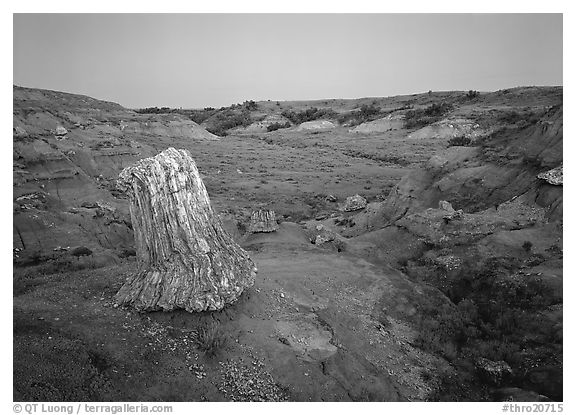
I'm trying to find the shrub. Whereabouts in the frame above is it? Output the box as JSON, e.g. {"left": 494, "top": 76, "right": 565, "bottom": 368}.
{"left": 192, "top": 320, "right": 227, "bottom": 358}
{"left": 448, "top": 136, "right": 472, "bottom": 147}
{"left": 204, "top": 109, "right": 253, "bottom": 136}
{"left": 466, "top": 90, "right": 480, "bottom": 99}
{"left": 135, "top": 107, "right": 172, "bottom": 114}
{"left": 244, "top": 100, "right": 258, "bottom": 110}
{"left": 336, "top": 104, "right": 383, "bottom": 126}
{"left": 404, "top": 102, "right": 453, "bottom": 129}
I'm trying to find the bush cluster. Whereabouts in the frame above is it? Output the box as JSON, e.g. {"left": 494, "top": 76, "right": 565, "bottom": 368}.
{"left": 280, "top": 107, "right": 337, "bottom": 124}
{"left": 497, "top": 110, "right": 541, "bottom": 126}
{"left": 336, "top": 104, "right": 382, "bottom": 126}
{"left": 205, "top": 109, "right": 253, "bottom": 136}
{"left": 466, "top": 90, "right": 480, "bottom": 99}
{"left": 413, "top": 256, "right": 562, "bottom": 400}
{"left": 404, "top": 102, "right": 453, "bottom": 129}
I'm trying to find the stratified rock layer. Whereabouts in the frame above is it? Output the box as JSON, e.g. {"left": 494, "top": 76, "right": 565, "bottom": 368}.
{"left": 248, "top": 209, "right": 279, "bottom": 233}
{"left": 115, "top": 148, "right": 257, "bottom": 312}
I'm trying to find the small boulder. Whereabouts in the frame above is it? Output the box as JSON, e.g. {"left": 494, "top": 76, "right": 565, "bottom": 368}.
{"left": 311, "top": 225, "right": 345, "bottom": 251}
{"left": 248, "top": 209, "right": 279, "bottom": 233}
{"left": 118, "top": 247, "right": 137, "bottom": 258}
{"left": 475, "top": 357, "right": 512, "bottom": 386}
{"left": 314, "top": 225, "right": 336, "bottom": 245}
{"left": 315, "top": 212, "right": 329, "bottom": 221}
{"left": 55, "top": 126, "right": 68, "bottom": 136}
{"left": 341, "top": 194, "right": 367, "bottom": 212}
{"left": 439, "top": 200, "right": 463, "bottom": 221}
{"left": 70, "top": 246, "right": 93, "bottom": 259}
{"left": 537, "top": 165, "right": 562, "bottom": 186}
{"left": 325, "top": 194, "right": 337, "bottom": 203}
{"left": 13, "top": 126, "right": 28, "bottom": 138}
{"left": 439, "top": 200, "right": 455, "bottom": 212}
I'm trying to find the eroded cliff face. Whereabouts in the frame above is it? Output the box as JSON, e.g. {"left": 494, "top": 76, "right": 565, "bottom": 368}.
{"left": 13, "top": 86, "right": 218, "bottom": 262}
{"left": 373, "top": 105, "right": 563, "bottom": 225}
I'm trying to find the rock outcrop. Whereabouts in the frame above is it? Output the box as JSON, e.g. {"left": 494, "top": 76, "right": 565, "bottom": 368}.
{"left": 408, "top": 117, "right": 486, "bottom": 140}
{"left": 350, "top": 114, "right": 405, "bottom": 133}
{"left": 296, "top": 120, "right": 336, "bottom": 131}
{"left": 248, "top": 209, "right": 279, "bottom": 233}
{"left": 114, "top": 148, "right": 257, "bottom": 312}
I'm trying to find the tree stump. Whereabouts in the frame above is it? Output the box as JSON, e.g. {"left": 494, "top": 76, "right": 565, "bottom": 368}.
{"left": 248, "top": 209, "right": 279, "bottom": 233}
{"left": 115, "top": 148, "right": 257, "bottom": 312}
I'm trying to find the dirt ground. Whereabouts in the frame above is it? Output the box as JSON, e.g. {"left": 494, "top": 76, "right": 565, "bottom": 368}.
{"left": 13, "top": 85, "right": 563, "bottom": 401}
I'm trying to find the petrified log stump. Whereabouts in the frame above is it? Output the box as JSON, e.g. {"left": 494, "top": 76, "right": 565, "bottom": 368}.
{"left": 248, "top": 209, "right": 279, "bottom": 233}
{"left": 115, "top": 148, "right": 257, "bottom": 312}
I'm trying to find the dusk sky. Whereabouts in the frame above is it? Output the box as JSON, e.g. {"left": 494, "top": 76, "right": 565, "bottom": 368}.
{"left": 13, "top": 14, "right": 563, "bottom": 108}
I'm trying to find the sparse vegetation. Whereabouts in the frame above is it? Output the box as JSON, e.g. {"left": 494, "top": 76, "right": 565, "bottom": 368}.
{"left": 496, "top": 109, "right": 541, "bottom": 126}
{"left": 404, "top": 102, "right": 454, "bottom": 129}
{"left": 204, "top": 109, "right": 253, "bottom": 136}
{"left": 336, "top": 104, "right": 381, "bottom": 126}
{"left": 411, "top": 256, "right": 562, "bottom": 400}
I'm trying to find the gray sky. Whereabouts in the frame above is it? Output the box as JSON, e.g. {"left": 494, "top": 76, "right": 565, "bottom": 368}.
{"left": 13, "top": 13, "right": 562, "bottom": 109}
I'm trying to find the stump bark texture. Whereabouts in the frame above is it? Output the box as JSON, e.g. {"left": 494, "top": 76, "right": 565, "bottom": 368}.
{"left": 248, "top": 209, "right": 279, "bottom": 233}
{"left": 115, "top": 148, "right": 257, "bottom": 312}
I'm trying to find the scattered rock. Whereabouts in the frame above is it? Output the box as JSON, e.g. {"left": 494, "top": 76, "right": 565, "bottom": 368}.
{"left": 218, "top": 358, "right": 288, "bottom": 401}
{"left": 325, "top": 194, "right": 337, "bottom": 203}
